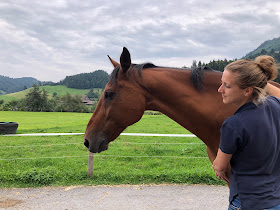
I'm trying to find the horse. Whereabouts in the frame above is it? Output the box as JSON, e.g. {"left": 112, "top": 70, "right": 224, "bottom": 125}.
{"left": 84, "top": 47, "right": 280, "bottom": 169}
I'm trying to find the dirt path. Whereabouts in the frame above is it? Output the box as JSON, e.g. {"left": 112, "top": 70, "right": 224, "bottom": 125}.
{"left": 0, "top": 184, "right": 228, "bottom": 210}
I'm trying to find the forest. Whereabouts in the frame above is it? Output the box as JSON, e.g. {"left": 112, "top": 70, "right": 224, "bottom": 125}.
{"left": 0, "top": 76, "right": 39, "bottom": 94}
{"left": 56, "top": 70, "right": 109, "bottom": 89}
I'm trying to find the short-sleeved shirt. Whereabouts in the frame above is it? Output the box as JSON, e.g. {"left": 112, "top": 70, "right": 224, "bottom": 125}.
{"left": 219, "top": 96, "right": 280, "bottom": 210}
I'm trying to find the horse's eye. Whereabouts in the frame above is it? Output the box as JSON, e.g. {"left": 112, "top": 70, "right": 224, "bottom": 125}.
{"left": 104, "top": 91, "right": 116, "bottom": 100}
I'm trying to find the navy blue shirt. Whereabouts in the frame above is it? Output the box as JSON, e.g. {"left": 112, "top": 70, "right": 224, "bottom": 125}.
{"left": 220, "top": 96, "right": 280, "bottom": 210}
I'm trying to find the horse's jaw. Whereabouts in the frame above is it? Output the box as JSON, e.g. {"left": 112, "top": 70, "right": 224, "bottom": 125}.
{"left": 95, "top": 140, "right": 109, "bottom": 153}
{"left": 84, "top": 126, "right": 125, "bottom": 153}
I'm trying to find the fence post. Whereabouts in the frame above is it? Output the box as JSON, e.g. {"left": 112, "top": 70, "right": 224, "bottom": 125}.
{"left": 87, "top": 152, "right": 94, "bottom": 177}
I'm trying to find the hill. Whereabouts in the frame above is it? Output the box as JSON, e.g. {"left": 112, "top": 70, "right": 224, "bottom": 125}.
{"left": 0, "top": 76, "right": 39, "bottom": 95}
{"left": 0, "top": 70, "right": 109, "bottom": 96}
{"left": 244, "top": 37, "right": 280, "bottom": 61}
{"left": 59, "top": 70, "right": 109, "bottom": 89}
{"left": 0, "top": 85, "right": 102, "bottom": 102}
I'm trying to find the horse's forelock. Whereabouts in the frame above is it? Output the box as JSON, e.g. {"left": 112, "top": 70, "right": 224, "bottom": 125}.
{"left": 109, "top": 66, "right": 120, "bottom": 85}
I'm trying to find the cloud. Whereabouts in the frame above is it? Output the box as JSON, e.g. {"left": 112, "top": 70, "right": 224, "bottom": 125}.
{"left": 0, "top": 0, "right": 280, "bottom": 81}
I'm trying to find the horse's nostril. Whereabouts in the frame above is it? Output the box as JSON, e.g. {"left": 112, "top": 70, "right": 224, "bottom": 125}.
{"left": 84, "top": 139, "right": 89, "bottom": 148}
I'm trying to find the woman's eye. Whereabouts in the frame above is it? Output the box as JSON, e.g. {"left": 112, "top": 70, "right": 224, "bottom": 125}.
{"left": 222, "top": 82, "right": 230, "bottom": 88}
{"left": 104, "top": 91, "right": 116, "bottom": 100}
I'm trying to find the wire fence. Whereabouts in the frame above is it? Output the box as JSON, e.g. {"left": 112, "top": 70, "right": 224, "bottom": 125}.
{"left": 0, "top": 142, "right": 203, "bottom": 149}
{"left": 0, "top": 155, "right": 208, "bottom": 161}
{"left": 1, "top": 133, "right": 207, "bottom": 161}
{"left": 3, "top": 133, "right": 197, "bottom": 137}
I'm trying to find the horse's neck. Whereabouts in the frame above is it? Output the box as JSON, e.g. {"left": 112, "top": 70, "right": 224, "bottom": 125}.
{"left": 142, "top": 68, "right": 236, "bottom": 147}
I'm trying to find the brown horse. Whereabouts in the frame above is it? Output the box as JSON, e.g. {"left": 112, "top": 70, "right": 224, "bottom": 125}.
{"left": 84, "top": 47, "right": 280, "bottom": 166}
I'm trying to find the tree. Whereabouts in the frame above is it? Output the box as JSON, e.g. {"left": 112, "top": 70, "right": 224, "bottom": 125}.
{"left": 41, "top": 89, "right": 49, "bottom": 111}
{"left": 2, "top": 99, "right": 25, "bottom": 111}
{"left": 54, "top": 93, "right": 90, "bottom": 112}
{"left": 87, "top": 88, "right": 99, "bottom": 99}
{"left": 260, "top": 49, "right": 268, "bottom": 55}
{"left": 205, "top": 58, "right": 237, "bottom": 72}
{"left": 270, "top": 48, "right": 275, "bottom": 55}
{"left": 24, "top": 84, "right": 49, "bottom": 111}
{"left": 274, "top": 52, "right": 280, "bottom": 62}
{"left": 191, "top": 60, "right": 197, "bottom": 69}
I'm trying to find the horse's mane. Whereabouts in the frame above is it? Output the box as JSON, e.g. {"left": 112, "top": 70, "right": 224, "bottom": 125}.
{"left": 191, "top": 66, "right": 213, "bottom": 90}
{"left": 109, "top": 63, "right": 157, "bottom": 85}
{"left": 109, "top": 63, "right": 213, "bottom": 90}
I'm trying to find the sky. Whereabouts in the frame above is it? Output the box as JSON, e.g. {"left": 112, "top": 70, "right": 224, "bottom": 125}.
{"left": 0, "top": 0, "right": 280, "bottom": 82}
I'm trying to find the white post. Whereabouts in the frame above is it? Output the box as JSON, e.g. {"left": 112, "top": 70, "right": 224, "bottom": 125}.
{"left": 87, "top": 152, "right": 94, "bottom": 177}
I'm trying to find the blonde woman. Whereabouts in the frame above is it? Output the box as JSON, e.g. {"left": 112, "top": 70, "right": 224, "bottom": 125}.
{"left": 213, "top": 56, "right": 280, "bottom": 210}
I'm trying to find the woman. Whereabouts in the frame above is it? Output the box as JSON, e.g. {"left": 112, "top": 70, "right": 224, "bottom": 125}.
{"left": 212, "top": 55, "right": 280, "bottom": 210}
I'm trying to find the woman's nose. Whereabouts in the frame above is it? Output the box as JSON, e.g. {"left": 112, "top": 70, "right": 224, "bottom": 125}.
{"left": 218, "top": 84, "right": 223, "bottom": 93}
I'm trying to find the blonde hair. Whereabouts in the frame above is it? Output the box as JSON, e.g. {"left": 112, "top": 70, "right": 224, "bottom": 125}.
{"left": 225, "top": 55, "right": 278, "bottom": 105}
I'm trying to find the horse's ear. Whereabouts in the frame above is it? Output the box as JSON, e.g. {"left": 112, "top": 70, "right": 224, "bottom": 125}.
{"left": 120, "top": 47, "right": 131, "bottom": 73}
{"left": 107, "top": 55, "right": 119, "bottom": 67}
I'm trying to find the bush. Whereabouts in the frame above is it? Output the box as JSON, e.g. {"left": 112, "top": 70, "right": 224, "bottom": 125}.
{"left": 16, "top": 167, "right": 57, "bottom": 186}
{"left": 144, "top": 111, "right": 162, "bottom": 115}
{"left": 54, "top": 93, "right": 91, "bottom": 113}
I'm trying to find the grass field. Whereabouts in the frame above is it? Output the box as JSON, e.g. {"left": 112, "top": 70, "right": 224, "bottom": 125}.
{"left": 0, "top": 111, "right": 224, "bottom": 188}
{"left": 0, "top": 85, "right": 102, "bottom": 102}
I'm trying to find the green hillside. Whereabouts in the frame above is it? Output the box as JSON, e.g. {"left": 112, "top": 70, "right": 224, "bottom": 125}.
{"left": 0, "top": 85, "right": 102, "bottom": 102}
{"left": 244, "top": 37, "right": 280, "bottom": 61}
{"left": 0, "top": 70, "right": 109, "bottom": 95}
{"left": 0, "top": 76, "right": 39, "bottom": 94}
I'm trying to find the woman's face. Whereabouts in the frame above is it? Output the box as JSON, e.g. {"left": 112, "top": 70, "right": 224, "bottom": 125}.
{"left": 218, "top": 69, "right": 251, "bottom": 107}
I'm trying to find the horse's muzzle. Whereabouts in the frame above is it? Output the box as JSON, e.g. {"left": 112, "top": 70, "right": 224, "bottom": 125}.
{"left": 84, "top": 139, "right": 89, "bottom": 148}
{"left": 84, "top": 138, "right": 108, "bottom": 153}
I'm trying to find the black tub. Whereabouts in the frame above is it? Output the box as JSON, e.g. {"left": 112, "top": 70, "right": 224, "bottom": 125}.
{"left": 0, "top": 122, "right": 19, "bottom": 134}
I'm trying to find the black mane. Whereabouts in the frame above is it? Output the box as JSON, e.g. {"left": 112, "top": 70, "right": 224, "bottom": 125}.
{"left": 131, "top": 63, "right": 157, "bottom": 79}
{"left": 191, "top": 66, "right": 213, "bottom": 90}
{"left": 109, "top": 63, "right": 213, "bottom": 90}
{"left": 109, "top": 63, "right": 157, "bottom": 85}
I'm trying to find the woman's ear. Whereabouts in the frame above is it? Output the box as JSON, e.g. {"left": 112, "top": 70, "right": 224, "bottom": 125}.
{"left": 244, "top": 87, "right": 253, "bottom": 97}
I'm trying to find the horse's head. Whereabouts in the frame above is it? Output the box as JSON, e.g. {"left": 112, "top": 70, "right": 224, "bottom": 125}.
{"left": 84, "top": 47, "right": 146, "bottom": 153}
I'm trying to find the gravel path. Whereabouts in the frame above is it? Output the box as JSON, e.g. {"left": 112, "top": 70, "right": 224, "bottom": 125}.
{"left": 0, "top": 184, "right": 229, "bottom": 210}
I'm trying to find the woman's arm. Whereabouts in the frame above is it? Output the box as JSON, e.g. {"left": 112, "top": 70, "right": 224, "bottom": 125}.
{"left": 266, "top": 83, "right": 280, "bottom": 98}
{"left": 212, "top": 149, "right": 232, "bottom": 182}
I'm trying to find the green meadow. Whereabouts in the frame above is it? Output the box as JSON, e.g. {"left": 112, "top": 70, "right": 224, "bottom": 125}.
{"left": 0, "top": 111, "right": 224, "bottom": 187}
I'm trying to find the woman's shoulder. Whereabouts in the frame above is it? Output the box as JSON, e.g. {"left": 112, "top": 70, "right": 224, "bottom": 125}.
{"left": 267, "top": 95, "right": 280, "bottom": 104}
{"left": 265, "top": 96, "right": 280, "bottom": 116}
{"left": 223, "top": 114, "right": 243, "bottom": 130}
{"left": 223, "top": 103, "right": 257, "bottom": 129}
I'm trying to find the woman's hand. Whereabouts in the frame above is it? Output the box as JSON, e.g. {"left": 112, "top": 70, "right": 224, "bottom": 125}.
{"left": 213, "top": 168, "right": 229, "bottom": 182}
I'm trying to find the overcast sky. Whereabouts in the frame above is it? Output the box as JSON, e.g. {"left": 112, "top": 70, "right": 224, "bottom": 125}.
{"left": 0, "top": 0, "right": 280, "bottom": 82}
